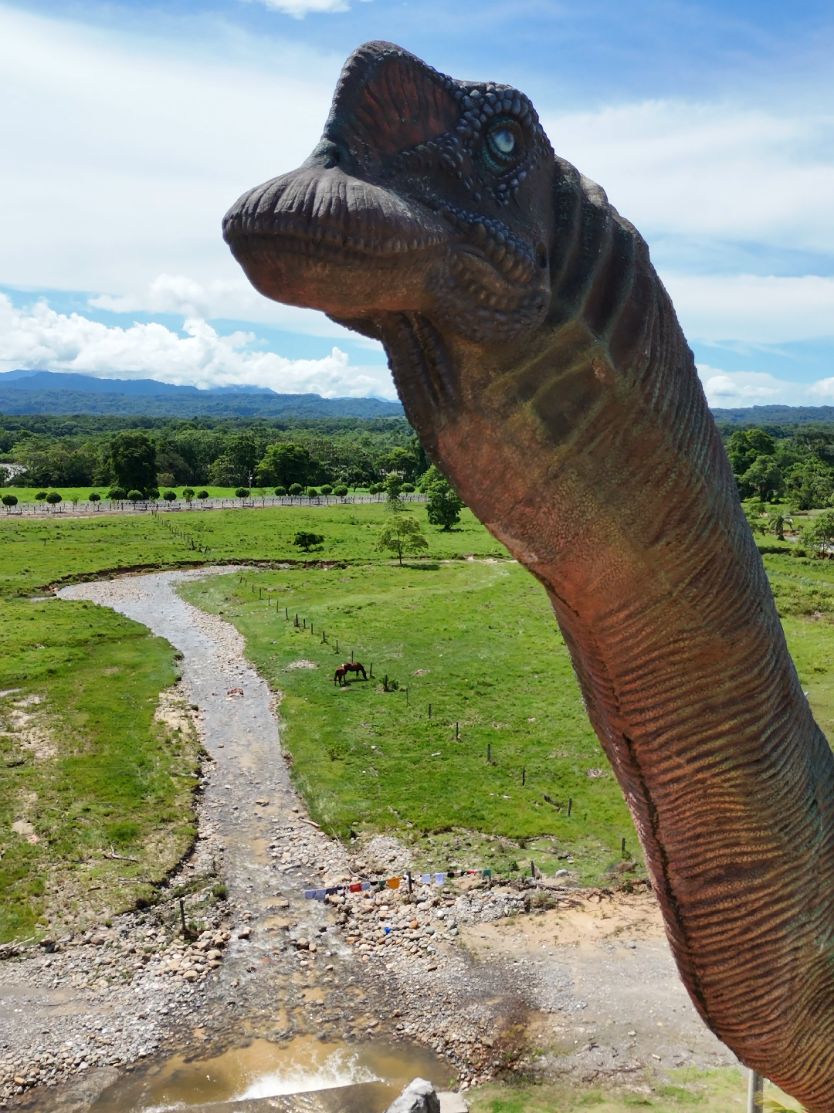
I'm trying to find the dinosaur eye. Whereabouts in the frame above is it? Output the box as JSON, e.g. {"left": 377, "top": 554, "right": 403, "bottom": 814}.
{"left": 491, "top": 128, "right": 515, "bottom": 156}
{"left": 484, "top": 121, "right": 523, "bottom": 171}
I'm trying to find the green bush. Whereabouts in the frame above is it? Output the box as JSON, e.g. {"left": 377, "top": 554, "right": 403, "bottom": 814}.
{"left": 274, "top": 486, "right": 287, "bottom": 496}
{"left": 307, "top": 487, "right": 319, "bottom": 498}
{"left": 235, "top": 487, "right": 250, "bottom": 500}
{"left": 289, "top": 483, "right": 303, "bottom": 496}
{"left": 2, "top": 495, "right": 18, "bottom": 508}
{"left": 89, "top": 492, "right": 101, "bottom": 503}
{"left": 127, "top": 489, "right": 144, "bottom": 503}
{"left": 320, "top": 484, "right": 333, "bottom": 496}
{"left": 35, "top": 491, "right": 47, "bottom": 501}
{"left": 197, "top": 490, "right": 209, "bottom": 500}
{"left": 46, "top": 491, "right": 62, "bottom": 505}
{"left": 333, "top": 485, "right": 348, "bottom": 497}
{"left": 108, "top": 487, "right": 126, "bottom": 501}
{"left": 182, "top": 488, "right": 195, "bottom": 501}
{"left": 163, "top": 490, "right": 177, "bottom": 502}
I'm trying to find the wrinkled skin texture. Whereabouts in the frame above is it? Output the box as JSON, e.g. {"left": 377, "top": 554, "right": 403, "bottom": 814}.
{"left": 224, "top": 41, "right": 834, "bottom": 1111}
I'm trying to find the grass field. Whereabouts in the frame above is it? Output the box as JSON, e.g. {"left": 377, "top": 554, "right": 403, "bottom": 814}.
{"left": 0, "top": 597, "right": 199, "bottom": 943}
{"left": 5, "top": 501, "right": 834, "bottom": 938}
{"left": 177, "top": 545, "right": 834, "bottom": 883}
{"left": 180, "top": 561, "right": 640, "bottom": 883}
{"left": 468, "top": 1068, "right": 804, "bottom": 1111}
{"left": 0, "top": 503, "right": 505, "bottom": 597}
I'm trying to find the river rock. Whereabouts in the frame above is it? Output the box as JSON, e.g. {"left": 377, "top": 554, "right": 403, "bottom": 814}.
{"left": 384, "top": 1077, "right": 440, "bottom": 1113}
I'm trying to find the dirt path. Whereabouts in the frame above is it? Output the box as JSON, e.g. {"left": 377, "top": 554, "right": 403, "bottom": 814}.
{"left": 1, "top": 569, "right": 737, "bottom": 1111}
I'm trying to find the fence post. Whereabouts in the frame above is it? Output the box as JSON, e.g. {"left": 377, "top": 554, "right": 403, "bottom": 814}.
{"left": 747, "top": 1070, "right": 764, "bottom": 1113}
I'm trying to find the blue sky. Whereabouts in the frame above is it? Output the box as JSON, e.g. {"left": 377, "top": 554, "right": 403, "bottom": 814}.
{"left": 1, "top": 0, "right": 832, "bottom": 405}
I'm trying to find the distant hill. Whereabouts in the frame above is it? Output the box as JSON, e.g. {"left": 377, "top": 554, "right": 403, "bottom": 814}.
{"left": 0, "top": 370, "right": 403, "bottom": 419}
{"left": 711, "top": 405, "right": 834, "bottom": 426}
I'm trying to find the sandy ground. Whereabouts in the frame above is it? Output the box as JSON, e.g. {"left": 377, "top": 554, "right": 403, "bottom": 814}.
{"left": 1, "top": 569, "right": 737, "bottom": 1112}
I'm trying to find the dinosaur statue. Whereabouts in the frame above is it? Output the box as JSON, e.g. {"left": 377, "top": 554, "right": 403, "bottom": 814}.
{"left": 223, "top": 41, "right": 834, "bottom": 1111}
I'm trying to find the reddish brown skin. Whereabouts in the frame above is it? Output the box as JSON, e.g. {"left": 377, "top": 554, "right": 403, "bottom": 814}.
{"left": 224, "top": 42, "right": 834, "bottom": 1110}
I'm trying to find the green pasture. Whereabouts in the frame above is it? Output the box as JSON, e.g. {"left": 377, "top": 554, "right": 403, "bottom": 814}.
{"left": 178, "top": 551, "right": 834, "bottom": 882}
{"left": 180, "top": 561, "right": 639, "bottom": 883}
{"left": 469, "top": 1067, "right": 803, "bottom": 1111}
{"left": 0, "top": 597, "right": 198, "bottom": 943}
{"left": 0, "top": 503, "right": 504, "bottom": 598}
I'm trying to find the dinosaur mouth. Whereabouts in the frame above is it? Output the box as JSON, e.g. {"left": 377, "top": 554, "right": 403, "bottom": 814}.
{"left": 223, "top": 166, "right": 460, "bottom": 313}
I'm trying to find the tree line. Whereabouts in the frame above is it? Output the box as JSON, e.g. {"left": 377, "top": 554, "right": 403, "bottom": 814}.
{"left": 722, "top": 423, "right": 834, "bottom": 510}
{"left": 0, "top": 415, "right": 427, "bottom": 491}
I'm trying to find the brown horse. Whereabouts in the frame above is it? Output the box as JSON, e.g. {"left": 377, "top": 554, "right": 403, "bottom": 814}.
{"left": 334, "top": 666, "right": 348, "bottom": 686}
{"left": 343, "top": 661, "right": 367, "bottom": 680}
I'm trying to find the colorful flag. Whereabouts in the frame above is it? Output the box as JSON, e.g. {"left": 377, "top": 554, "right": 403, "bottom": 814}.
{"left": 315, "top": 889, "right": 326, "bottom": 900}
{"left": 361, "top": 881, "right": 371, "bottom": 891}
{"left": 434, "top": 872, "right": 446, "bottom": 885}
{"left": 422, "top": 874, "right": 431, "bottom": 885}
{"left": 350, "top": 882, "right": 362, "bottom": 893}
{"left": 304, "top": 890, "right": 316, "bottom": 899}
{"left": 387, "top": 877, "right": 401, "bottom": 890}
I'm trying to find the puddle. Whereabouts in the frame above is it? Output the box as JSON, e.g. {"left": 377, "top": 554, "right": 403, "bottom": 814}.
{"left": 90, "top": 1036, "right": 446, "bottom": 1111}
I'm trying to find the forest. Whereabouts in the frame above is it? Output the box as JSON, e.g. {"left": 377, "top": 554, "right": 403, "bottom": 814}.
{"left": 719, "top": 421, "right": 834, "bottom": 509}
{"left": 0, "top": 413, "right": 427, "bottom": 491}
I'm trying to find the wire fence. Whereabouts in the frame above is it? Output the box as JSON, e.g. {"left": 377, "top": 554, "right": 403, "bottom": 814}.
{"left": 1, "top": 492, "right": 429, "bottom": 519}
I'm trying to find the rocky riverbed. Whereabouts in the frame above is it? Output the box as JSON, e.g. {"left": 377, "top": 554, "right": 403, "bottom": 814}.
{"left": 0, "top": 569, "right": 736, "bottom": 1111}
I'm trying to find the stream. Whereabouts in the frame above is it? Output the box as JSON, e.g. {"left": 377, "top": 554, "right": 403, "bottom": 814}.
{"left": 57, "top": 569, "right": 447, "bottom": 1112}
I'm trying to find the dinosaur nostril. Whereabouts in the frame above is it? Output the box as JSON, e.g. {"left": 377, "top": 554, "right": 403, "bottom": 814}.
{"left": 536, "top": 244, "right": 548, "bottom": 269}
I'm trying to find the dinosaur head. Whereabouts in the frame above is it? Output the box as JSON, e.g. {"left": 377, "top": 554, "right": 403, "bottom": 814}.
{"left": 222, "top": 41, "right": 555, "bottom": 350}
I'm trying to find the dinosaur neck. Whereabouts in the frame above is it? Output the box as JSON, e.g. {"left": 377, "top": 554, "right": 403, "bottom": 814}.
{"left": 384, "top": 188, "right": 834, "bottom": 1111}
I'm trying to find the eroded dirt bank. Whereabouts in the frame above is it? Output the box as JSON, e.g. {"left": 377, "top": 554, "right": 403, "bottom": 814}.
{"left": 1, "top": 570, "right": 736, "bottom": 1110}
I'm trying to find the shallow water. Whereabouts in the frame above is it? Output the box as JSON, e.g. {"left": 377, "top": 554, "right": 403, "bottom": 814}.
{"left": 89, "top": 1036, "right": 446, "bottom": 1112}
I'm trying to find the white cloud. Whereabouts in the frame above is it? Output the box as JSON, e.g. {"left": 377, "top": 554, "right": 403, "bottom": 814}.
{"left": 0, "top": 295, "right": 396, "bottom": 399}
{"left": 253, "top": 0, "right": 349, "bottom": 15}
{"left": 697, "top": 365, "right": 834, "bottom": 408}
{"left": 662, "top": 273, "right": 834, "bottom": 344}
{"left": 248, "top": 0, "right": 373, "bottom": 16}
{"left": 0, "top": 5, "right": 338, "bottom": 297}
{"left": 545, "top": 100, "right": 834, "bottom": 255}
{"left": 88, "top": 274, "right": 377, "bottom": 344}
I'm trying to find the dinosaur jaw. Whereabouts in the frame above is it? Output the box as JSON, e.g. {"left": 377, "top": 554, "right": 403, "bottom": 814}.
{"left": 222, "top": 166, "right": 456, "bottom": 316}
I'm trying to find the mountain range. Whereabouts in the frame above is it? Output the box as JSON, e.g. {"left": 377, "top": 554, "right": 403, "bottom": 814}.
{"left": 0, "top": 370, "right": 404, "bottom": 419}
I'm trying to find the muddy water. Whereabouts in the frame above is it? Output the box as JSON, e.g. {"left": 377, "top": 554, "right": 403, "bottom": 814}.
{"left": 58, "top": 570, "right": 445, "bottom": 1109}
{"left": 90, "top": 1037, "right": 444, "bottom": 1112}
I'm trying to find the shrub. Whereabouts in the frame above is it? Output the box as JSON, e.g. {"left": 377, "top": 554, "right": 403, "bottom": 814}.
{"left": 2, "top": 494, "right": 18, "bottom": 508}
{"left": 306, "top": 486, "right": 319, "bottom": 498}
{"left": 89, "top": 492, "right": 101, "bottom": 503}
{"left": 333, "top": 485, "right": 348, "bottom": 497}
{"left": 401, "top": 482, "right": 415, "bottom": 493}
{"left": 127, "top": 489, "right": 144, "bottom": 503}
{"left": 182, "top": 488, "right": 195, "bottom": 501}
{"left": 35, "top": 490, "right": 47, "bottom": 500}
{"left": 108, "top": 487, "right": 126, "bottom": 501}
{"left": 197, "top": 490, "right": 209, "bottom": 500}
{"left": 274, "top": 486, "right": 287, "bottom": 496}
{"left": 293, "top": 531, "right": 324, "bottom": 552}
{"left": 289, "top": 483, "right": 303, "bottom": 496}
{"left": 369, "top": 483, "right": 383, "bottom": 495}
{"left": 46, "top": 491, "right": 62, "bottom": 505}
{"left": 163, "top": 490, "right": 177, "bottom": 502}
{"left": 320, "top": 484, "right": 333, "bottom": 496}
{"left": 146, "top": 487, "right": 159, "bottom": 501}
{"left": 235, "top": 487, "right": 250, "bottom": 500}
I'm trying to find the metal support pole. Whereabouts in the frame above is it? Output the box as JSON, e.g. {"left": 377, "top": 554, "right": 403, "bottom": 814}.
{"left": 747, "top": 1070, "right": 764, "bottom": 1113}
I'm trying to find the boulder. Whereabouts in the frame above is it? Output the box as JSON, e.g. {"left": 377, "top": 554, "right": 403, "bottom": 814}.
{"left": 384, "top": 1077, "right": 440, "bottom": 1113}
